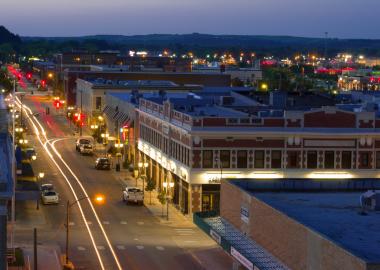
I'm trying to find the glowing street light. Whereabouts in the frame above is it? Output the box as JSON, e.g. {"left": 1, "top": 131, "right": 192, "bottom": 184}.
{"left": 38, "top": 172, "right": 45, "bottom": 179}
{"left": 163, "top": 181, "right": 174, "bottom": 220}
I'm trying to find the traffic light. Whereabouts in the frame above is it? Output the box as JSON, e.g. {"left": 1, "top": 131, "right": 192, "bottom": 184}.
{"left": 53, "top": 99, "right": 60, "bottom": 109}
{"left": 26, "top": 73, "right": 32, "bottom": 80}
{"left": 41, "top": 80, "right": 46, "bottom": 88}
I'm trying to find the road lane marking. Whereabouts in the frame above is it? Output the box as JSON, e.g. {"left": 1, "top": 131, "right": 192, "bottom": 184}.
{"left": 136, "top": 245, "right": 144, "bottom": 250}
{"left": 103, "top": 221, "right": 110, "bottom": 225}
{"left": 156, "top": 246, "right": 165, "bottom": 251}
{"left": 116, "top": 245, "right": 125, "bottom": 250}
{"left": 87, "top": 221, "right": 92, "bottom": 225}
{"left": 69, "top": 222, "right": 75, "bottom": 226}
{"left": 97, "top": 246, "right": 105, "bottom": 250}
{"left": 134, "top": 238, "right": 139, "bottom": 241}
{"left": 77, "top": 246, "right": 86, "bottom": 251}
{"left": 120, "top": 221, "right": 127, "bottom": 225}
{"left": 179, "top": 234, "right": 194, "bottom": 236}
{"left": 137, "top": 221, "right": 144, "bottom": 225}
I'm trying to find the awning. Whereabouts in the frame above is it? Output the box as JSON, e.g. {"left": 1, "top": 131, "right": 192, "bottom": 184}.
{"left": 102, "top": 105, "right": 115, "bottom": 119}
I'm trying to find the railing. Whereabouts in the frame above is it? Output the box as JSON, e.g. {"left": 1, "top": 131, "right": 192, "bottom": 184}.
{"left": 193, "top": 211, "right": 231, "bottom": 252}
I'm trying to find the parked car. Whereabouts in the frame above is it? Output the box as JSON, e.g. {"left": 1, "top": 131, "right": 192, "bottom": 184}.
{"left": 76, "top": 137, "right": 92, "bottom": 152}
{"left": 95, "top": 157, "right": 111, "bottom": 170}
{"left": 41, "top": 190, "right": 59, "bottom": 205}
{"left": 122, "top": 187, "right": 144, "bottom": 205}
{"left": 40, "top": 183, "right": 54, "bottom": 193}
{"left": 79, "top": 143, "right": 93, "bottom": 155}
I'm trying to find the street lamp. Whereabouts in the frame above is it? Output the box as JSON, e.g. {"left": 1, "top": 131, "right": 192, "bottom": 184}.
{"left": 38, "top": 172, "right": 45, "bottom": 179}
{"left": 163, "top": 181, "right": 174, "bottom": 220}
{"left": 101, "top": 133, "right": 109, "bottom": 157}
{"left": 65, "top": 195, "right": 105, "bottom": 265}
{"left": 115, "top": 143, "right": 123, "bottom": 171}
{"left": 138, "top": 161, "right": 149, "bottom": 191}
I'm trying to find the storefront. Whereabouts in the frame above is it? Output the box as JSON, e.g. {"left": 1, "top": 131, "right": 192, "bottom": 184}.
{"left": 201, "top": 184, "right": 220, "bottom": 213}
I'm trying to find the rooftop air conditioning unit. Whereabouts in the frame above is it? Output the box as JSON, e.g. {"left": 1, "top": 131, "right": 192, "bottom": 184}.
{"left": 360, "top": 190, "right": 380, "bottom": 211}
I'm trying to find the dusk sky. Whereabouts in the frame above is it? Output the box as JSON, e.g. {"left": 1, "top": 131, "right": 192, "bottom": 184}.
{"left": 2, "top": 0, "right": 380, "bottom": 38}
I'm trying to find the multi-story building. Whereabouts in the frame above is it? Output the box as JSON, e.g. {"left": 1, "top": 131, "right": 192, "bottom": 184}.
{"left": 136, "top": 92, "right": 380, "bottom": 215}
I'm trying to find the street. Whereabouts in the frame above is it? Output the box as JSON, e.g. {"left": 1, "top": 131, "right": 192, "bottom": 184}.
{"left": 12, "top": 88, "right": 232, "bottom": 270}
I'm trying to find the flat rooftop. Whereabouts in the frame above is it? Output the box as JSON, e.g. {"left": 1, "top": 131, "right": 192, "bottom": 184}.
{"left": 232, "top": 179, "right": 380, "bottom": 263}
{"left": 253, "top": 192, "right": 380, "bottom": 263}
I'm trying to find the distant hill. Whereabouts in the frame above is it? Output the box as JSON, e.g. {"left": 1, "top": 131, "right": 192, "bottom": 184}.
{"left": 21, "top": 33, "right": 380, "bottom": 56}
{"left": 0, "top": 26, "right": 21, "bottom": 45}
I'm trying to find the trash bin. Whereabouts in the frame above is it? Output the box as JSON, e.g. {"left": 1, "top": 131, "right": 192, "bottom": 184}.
{"left": 116, "top": 163, "right": 120, "bottom": 172}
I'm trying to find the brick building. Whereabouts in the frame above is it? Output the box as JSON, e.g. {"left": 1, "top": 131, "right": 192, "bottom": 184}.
{"left": 64, "top": 70, "right": 231, "bottom": 105}
{"left": 134, "top": 90, "right": 380, "bottom": 215}
{"left": 219, "top": 179, "right": 380, "bottom": 270}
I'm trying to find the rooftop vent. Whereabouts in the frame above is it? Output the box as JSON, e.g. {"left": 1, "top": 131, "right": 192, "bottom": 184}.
{"left": 360, "top": 190, "right": 380, "bottom": 211}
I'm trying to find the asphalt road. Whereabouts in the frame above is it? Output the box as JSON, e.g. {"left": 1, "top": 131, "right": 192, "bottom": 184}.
{"left": 13, "top": 89, "right": 232, "bottom": 270}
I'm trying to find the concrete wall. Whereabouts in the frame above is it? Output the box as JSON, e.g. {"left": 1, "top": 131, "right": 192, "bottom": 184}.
{"left": 220, "top": 180, "right": 377, "bottom": 270}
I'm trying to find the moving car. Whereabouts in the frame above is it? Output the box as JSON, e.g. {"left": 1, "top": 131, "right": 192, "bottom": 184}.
{"left": 95, "top": 157, "right": 111, "bottom": 170}
{"left": 41, "top": 190, "right": 59, "bottom": 205}
{"left": 79, "top": 143, "right": 93, "bottom": 155}
{"left": 76, "top": 137, "right": 92, "bottom": 152}
{"left": 122, "top": 187, "right": 144, "bottom": 205}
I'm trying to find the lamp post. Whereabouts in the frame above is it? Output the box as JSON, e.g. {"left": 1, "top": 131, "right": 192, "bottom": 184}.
{"left": 138, "top": 160, "right": 149, "bottom": 190}
{"left": 101, "top": 133, "right": 109, "bottom": 157}
{"left": 115, "top": 142, "right": 123, "bottom": 171}
{"left": 65, "top": 194, "right": 105, "bottom": 265}
{"left": 163, "top": 180, "right": 174, "bottom": 220}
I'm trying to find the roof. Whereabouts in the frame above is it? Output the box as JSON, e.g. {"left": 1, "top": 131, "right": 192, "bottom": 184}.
{"left": 230, "top": 179, "right": 380, "bottom": 263}
{"left": 253, "top": 192, "right": 380, "bottom": 263}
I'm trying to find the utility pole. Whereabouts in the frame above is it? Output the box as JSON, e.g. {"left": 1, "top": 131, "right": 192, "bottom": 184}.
{"left": 80, "top": 90, "right": 83, "bottom": 136}
{"left": 33, "top": 228, "right": 37, "bottom": 270}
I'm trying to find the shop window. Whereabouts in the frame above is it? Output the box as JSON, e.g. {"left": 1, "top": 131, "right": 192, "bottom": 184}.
{"left": 324, "top": 151, "right": 335, "bottom": 169}
{"left": 271, "top": 150, "right": 282, "bottom": 169}
{"left": 287, "top": 151, "right": 299, "bottom": 168}
{"left": 220, "top": 150, "right": 230, "bottom": 168}
{"left": 254, "top": 150, "right": 265, "bottom": 168}
{"left": 307, "top": 151, "right": 318, "bottom": 169}
{"left": 341, "top": 151, "right": 352, "bottom": 169}
{"left": 237, "top": 150, "right": 248, "bottom": 168}
{"left": 202, "top": 150, "right": 213, "bottom": 168}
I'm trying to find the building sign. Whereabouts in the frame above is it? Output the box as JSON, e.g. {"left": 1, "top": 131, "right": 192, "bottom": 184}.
{"left": 231, "top": 247, "right": 254, "bottom": 270}
{"left": 240, "top": 206, "right": 249, "bottom": 224}
{"left": 210, "top": 229, "right": 221, "bottom": 244}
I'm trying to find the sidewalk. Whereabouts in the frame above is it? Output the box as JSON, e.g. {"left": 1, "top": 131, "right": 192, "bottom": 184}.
{"left": 21, "top": 245, "right": 61, "bottom": 270}
{"left": 111, "top": 167, "right": 195, "bottom": 227}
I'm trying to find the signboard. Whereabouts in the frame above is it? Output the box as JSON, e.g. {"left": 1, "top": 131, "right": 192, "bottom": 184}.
{"left": 231, "top": 247, "right": 254, "bottom": 270}
{"left": 210, "top": 229, "right": 221, "bottom": 244}
{"left": 240, "top": 206, "right": 249, "bottom": 224}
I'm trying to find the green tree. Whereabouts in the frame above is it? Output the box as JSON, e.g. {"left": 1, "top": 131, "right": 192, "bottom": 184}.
{"left": 157, "top": 190, "right": 166, "bottom": 217}
{"left": 145, "top": 177, "right": 156, "bottom": 205}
